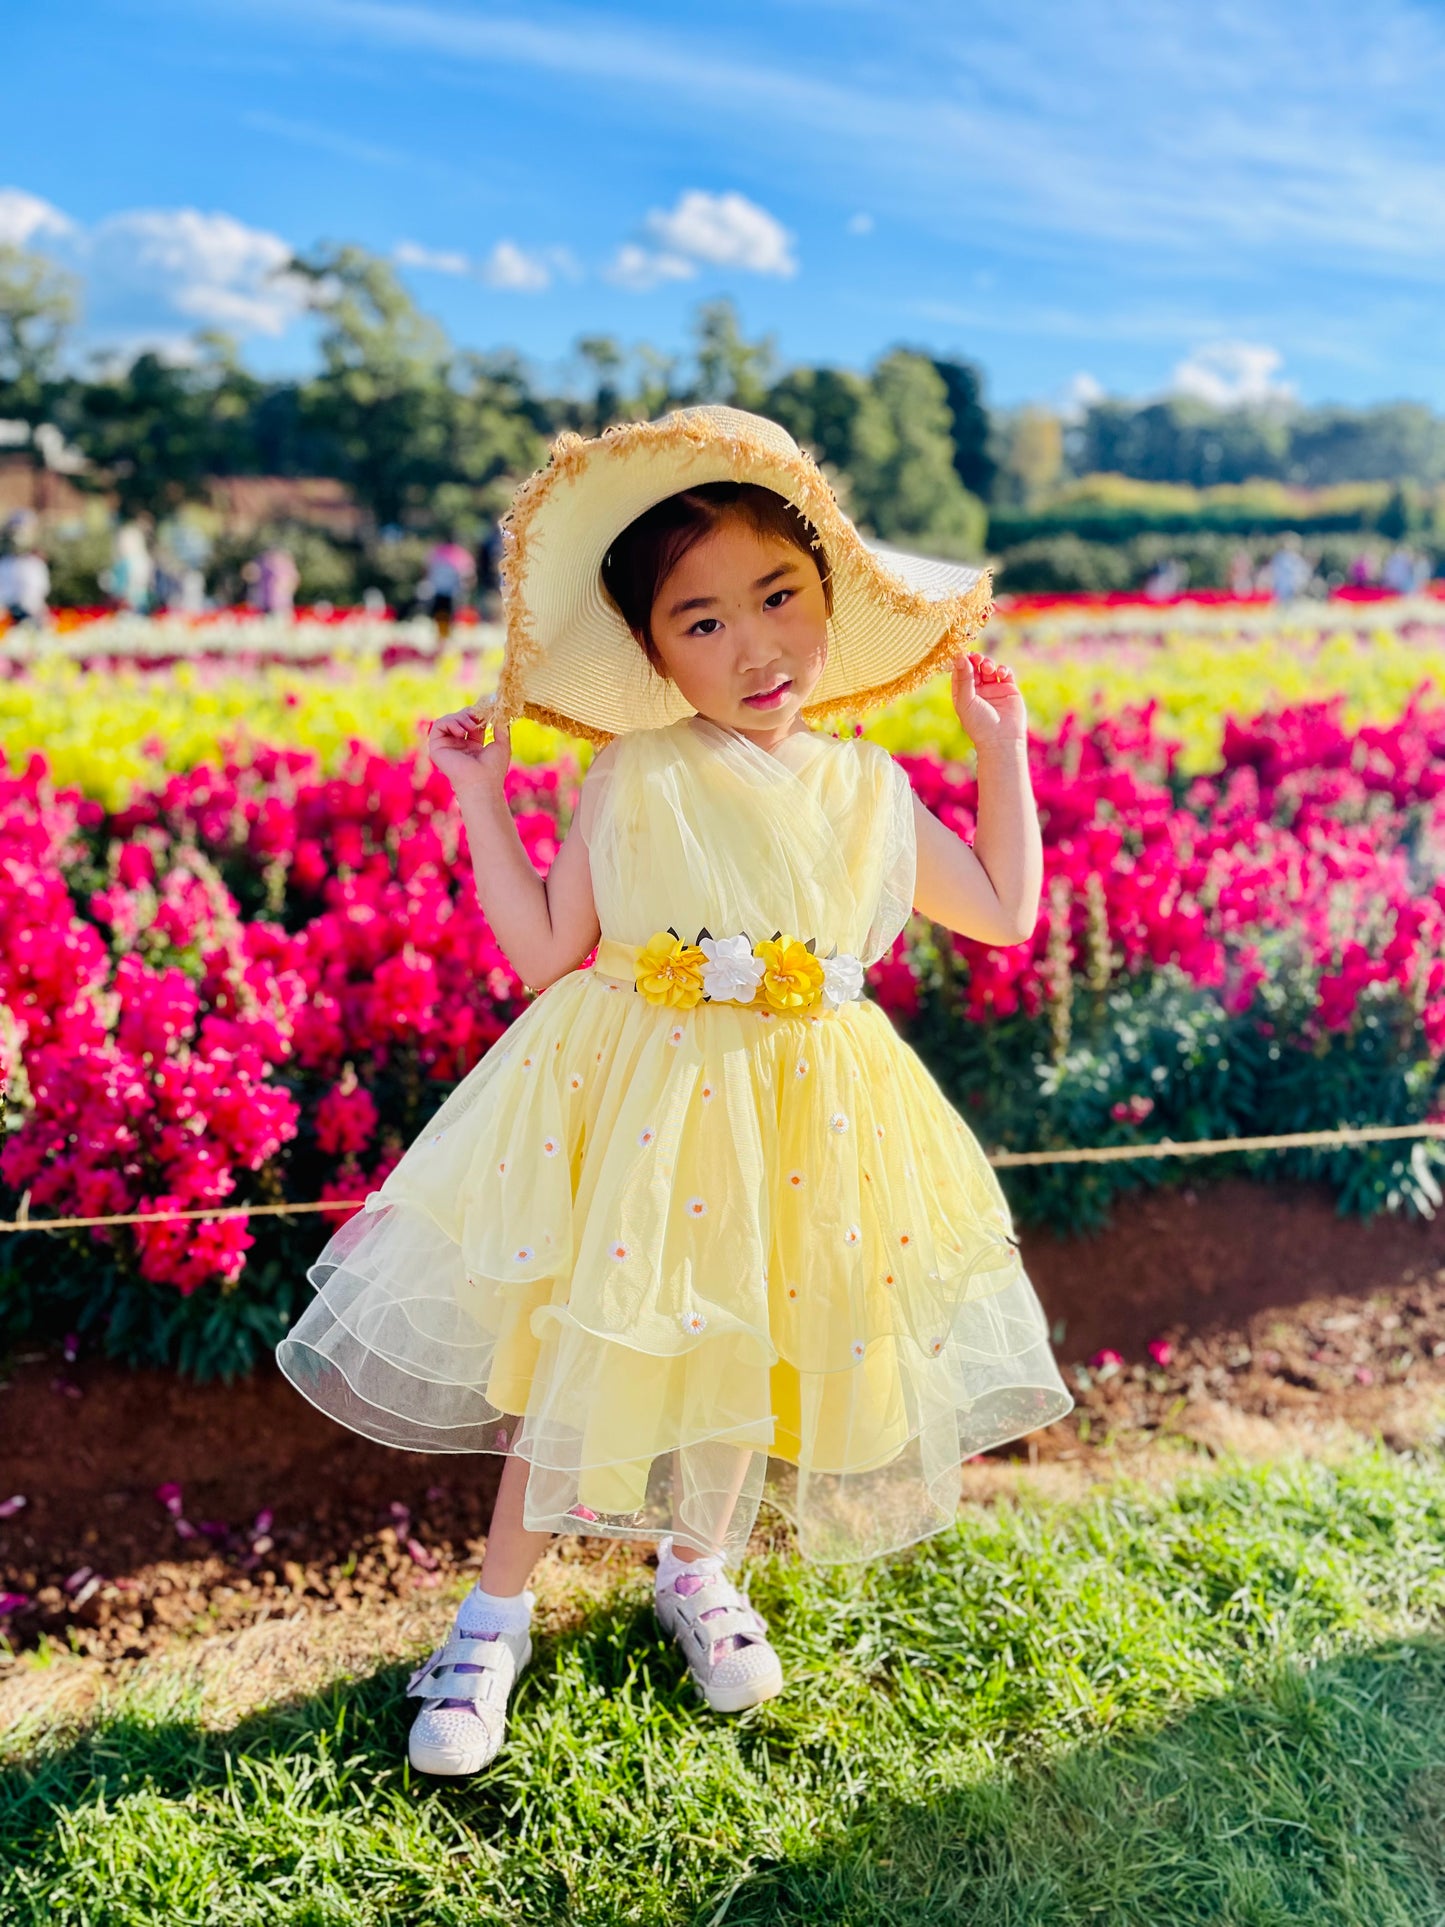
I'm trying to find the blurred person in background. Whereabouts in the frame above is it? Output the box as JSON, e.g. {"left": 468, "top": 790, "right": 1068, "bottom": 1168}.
{"left": 420, "top": 536, "right": 476, "bottom": 638}
{"left": 1382, "top": 545, "right": 1430, "bottom": 595}
{"left": 475, "top": 519, "right": 505, "bottom": 618}
{"left": 1346, "top": 548, "right": 1379, "bottom": 588}
{"left": 252, "top": 544, "right": 300, "bottom": 617}
{"left": 103, "top": 521, "right": 155, "bottom": 612}
{"left": 1227, "top": 546, "right": 1256, "bottom": 597}
{"left": 1142, "top": 556, "right": 1184, "bottom": 600}
{"left": 1264, "top": 534, "right": 1311, "bottom": 602}
{"left": 0, "top": 515, "right": 51, "bottom": 626}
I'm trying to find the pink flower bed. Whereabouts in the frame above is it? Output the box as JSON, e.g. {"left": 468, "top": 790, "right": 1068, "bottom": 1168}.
{"left": 3, "top": 694, "right": 1445, "bottom": 1303}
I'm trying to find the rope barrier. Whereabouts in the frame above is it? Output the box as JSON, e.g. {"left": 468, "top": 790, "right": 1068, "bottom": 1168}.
{"left": 2, "top": 1119, "right": 1443, "bottom": 1233}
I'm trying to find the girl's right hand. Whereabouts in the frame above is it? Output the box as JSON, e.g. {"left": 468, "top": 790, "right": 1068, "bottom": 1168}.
{"left": 426, "top": 702, "right": 510, "bottom": 792}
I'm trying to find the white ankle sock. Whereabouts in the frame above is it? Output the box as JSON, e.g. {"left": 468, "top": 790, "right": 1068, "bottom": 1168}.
{"left": 655, "top": 1535, "right": 724, "bottom": 1591}
{"left": 457, "top": 1582, "right": 535, "bottom": 1636}
{"left": 434, "top": 1584, "right": 535, "bottom": 1713}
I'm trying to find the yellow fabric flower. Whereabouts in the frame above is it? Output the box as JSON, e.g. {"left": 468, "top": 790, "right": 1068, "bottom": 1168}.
{"left": 635, "top": 930, "right": 707, "bottom": 1008}
{"left": 752, "top": 934, "right": 825, "bottom": 1012}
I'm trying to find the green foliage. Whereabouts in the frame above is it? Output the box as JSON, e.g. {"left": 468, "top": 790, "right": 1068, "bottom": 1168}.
{"left": 288, "top": 248, "right": 549, "bottom": 534}
{"left": 0, "top": 244, "right": 78, "bottom": 431}
{"left": 994, "top": 528, "right": 1421, "bottom": 593}
{"left": 692, "top": 297, "right": 778, "bottom": 411}
{"left": 905, "top": 954, "right": 1445, "bottom": 1237}
{"left": 930, "top": 355, "right": 995, "bottom": 500}
{"left": 994, "top": 533, "right": 1134, "bottom": 593}
{"left": 36, "top": 519, "right": 114, "bottom": 606}
{"left": 65, "top": 334, "right": 268, "bottom": 520}
{"left": 844, "top": 350, "right": 987, "bottom": 559}
{"left": 1073, "top": 395, "right": 1445, "bottom": 491}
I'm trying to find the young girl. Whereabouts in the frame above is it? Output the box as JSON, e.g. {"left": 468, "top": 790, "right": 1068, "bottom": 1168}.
{"left": 276, "top": 405, "right": 1074, "bottom": 1777}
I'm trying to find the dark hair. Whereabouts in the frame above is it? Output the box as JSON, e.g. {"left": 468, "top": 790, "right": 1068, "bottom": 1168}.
{"left": 600, "top": 481, "right": 832, "bottom": 671}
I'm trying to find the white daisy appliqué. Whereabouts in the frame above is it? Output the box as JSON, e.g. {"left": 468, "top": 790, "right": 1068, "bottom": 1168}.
{"left": 667, "top": 1025, "right": 685, "bottom": 1047}
{"left": 541, "top": 1136, "right": 559, "bottom": 1157}
{"left": 568, "top": 1072, "right": 583, "bottom": 1091}
{"left": 514, "top": 1245, "right": 534, "bottom": 1264}
{"left": 681, "top": 1309, "right": 708, "bottom": 1334}
{"left": 795, "top": 1059, "right": 809, "bottom": 1078}
{"left": 928, "top": 1335, "right": 945, "bottom": 1356}
{"left": 844, "top": 1224, "right": 861, "bottom": 1246}
{"left": 610, "top": 1240, "right": 629, "bottom": 1261}
{"left": 700, "top": 1081, "right": 715, "bottom": 1102}
{"left": 685, "top": 1196, "right": 708, "bottom": 1218}
{"left": 637, "top": 1126, "right": 655, "bottom": 1147}
{"left": 830, "top": 1111, "right": 850, "bottom": 1133}
{"left": 787, "top": 1169, "right": 806, "bottom": 1188}
{"left": 850, "top": 1338, "right": 865, "bottom": 1360}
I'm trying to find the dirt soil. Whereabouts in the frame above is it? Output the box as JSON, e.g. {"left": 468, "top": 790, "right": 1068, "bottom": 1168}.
{"left": 3, "top": 1174, "right": 1444, "bottom": 1690}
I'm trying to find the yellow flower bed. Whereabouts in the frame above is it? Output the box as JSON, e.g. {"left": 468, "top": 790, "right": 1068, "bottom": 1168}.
{"left": 6, "top": 609, "right": 1445, "bottom": 804}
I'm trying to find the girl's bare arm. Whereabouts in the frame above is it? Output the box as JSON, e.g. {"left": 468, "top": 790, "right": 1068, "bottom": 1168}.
{"left": 910, "top": 738, "right": 1043, "bottom": 947}
{"left": 909, "top": 644, "right": 1043, "bottom": 946}
{"left": 431, "top": 707, "right": 606, "bottom": 993}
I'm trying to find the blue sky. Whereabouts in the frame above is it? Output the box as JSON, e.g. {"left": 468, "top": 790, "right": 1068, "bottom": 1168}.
{"left": 5, "top": 0, "right": 1445, "bottom": 411}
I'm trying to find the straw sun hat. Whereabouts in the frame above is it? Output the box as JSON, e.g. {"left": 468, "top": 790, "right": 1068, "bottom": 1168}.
{"left": 484, "top": 403, "right": 993, "bottom": 746}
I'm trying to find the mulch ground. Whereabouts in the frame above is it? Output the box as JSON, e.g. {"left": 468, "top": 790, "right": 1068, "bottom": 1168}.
{"left": 3, "top": 1175, "right": 1443, "bottom": 1673}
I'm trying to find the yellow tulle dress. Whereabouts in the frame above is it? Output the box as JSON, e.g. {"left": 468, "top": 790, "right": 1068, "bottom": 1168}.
{"left": 276, "top": 713, "right": 1073, "bottom": 1565}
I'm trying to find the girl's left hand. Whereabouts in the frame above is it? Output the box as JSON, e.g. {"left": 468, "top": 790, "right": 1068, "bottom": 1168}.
{"left": 951, "top": 648, "right": 1027, "bottom": 748}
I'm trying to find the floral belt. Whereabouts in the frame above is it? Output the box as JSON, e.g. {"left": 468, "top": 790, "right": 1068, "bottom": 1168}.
{"left": 592, "top": 928, "right": 866, "bottom": 1013}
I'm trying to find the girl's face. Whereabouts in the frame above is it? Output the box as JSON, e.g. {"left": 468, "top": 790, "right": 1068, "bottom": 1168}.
{"left": 646, "top": 517, "right": 828, "bottom": 744}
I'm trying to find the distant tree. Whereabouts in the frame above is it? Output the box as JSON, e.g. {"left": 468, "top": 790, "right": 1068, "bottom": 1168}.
{"left": 629, "top": 343, "right": 681, "bottom": 422}
{"left": 1285, "top": 404, "right": 1445, "bottom": 488}
{"left": 765, "top": 364, "right": 874, "bottom": 479}
{"left": 1077, "top": 397, "right": 1290, "bottom": 487}
{"left": 69, "top": 333, "right": 264, "bottom": 518}
{"left": 574, "top": 334, "right": 626, "bottom": 432}
{"left": 847, "top": 350, "right": 987, "bottom": 559}
{"left": 0, "top": 244, "right": 80, "bottom": 502}
{"left": 691, "top": 298, "right": 778, "bottom": 411}
{"left": 930, "top": 355, "right": 995, "bottom": 500}
{"left": 995, "top": 406, "right": 1065, "bottom": 507}
{"left": 292, "top": 245, "right": 457, "bottom": 529}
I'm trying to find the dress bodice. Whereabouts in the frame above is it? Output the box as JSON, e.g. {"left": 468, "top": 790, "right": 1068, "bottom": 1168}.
{"left": 581, "top": 714, "right": 916, "bottom": 968}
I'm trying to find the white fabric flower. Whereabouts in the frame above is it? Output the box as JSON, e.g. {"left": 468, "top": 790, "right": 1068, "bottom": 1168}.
{"left": 699, "top": 933, "right": 766, "bottom": 1004}
{"left": 821, "top": 953, "right": 865, "bottom": 1006}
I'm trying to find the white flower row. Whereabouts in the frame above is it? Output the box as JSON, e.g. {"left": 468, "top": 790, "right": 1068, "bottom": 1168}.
{"left": 0, "top": 613, "right": 506, "bottom": 666}
{"left": 695, "top": 933, "right": 865, "bottom": 1008}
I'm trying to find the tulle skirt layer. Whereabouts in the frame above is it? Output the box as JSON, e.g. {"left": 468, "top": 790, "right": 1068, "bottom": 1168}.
{"left": 276, "top": 964, "right": 1074, "bottom": 1566}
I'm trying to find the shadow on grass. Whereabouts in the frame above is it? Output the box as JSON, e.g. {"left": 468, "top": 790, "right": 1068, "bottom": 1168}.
{"left": 3, "top": 1603, "right": 1445, "bottom": 1926}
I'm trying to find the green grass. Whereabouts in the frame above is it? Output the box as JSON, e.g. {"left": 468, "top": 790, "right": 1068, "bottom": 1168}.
{"left": 5, "top": 1447, "right": 1445, "bottom": 1925}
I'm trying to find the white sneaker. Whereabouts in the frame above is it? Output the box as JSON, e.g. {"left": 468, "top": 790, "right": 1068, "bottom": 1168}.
{"left": 653, "top": 1537, "right": 784, "bottom": 1714}
{"left": 405, "top": 1590, "right": 535, "bottom": 1776}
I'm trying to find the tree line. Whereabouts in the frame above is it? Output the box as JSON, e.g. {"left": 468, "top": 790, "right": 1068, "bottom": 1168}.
{"left": 3, "top": 238, "right": 1444, "bottom": 580}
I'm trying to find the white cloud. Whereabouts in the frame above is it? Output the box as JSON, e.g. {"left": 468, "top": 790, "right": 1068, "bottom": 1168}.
{"left": 478, "top": 240, "right": 552, "bottom": 291}
{"left": 603, "top": 242, "right": 698, "bottom": 292}
{"left": 1058, "top": 370, "right": 1104, "bottom": 422}
{"left": 394, "top": 237, "right": 572, "bottom": 290}
{"left": 643, "top": 189, "right": 796, "bottom": 276}
{"left": 1171, "top": 342, "right": 1295, "bottom": 408}
{"left": 394, "top": 238, "right": 470, "bottom": 274}
{"left": 0, "top": 188, "right": 75, "bottom": 247}
{"left": 86, "top": 208, "right": 308, "bottom": 337}
{"left": 847, "top": 211, "right": 874, "bottom": 235}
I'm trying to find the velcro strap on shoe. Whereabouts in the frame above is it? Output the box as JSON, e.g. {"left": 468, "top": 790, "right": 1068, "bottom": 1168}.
{"left": 685, "top": 1606, "right": 765, "bottom": 1653}
{"left": 406, "top": 1635, "right": 514, "bottom": 1700}
{"left": 677, "top": 1579, "right": 758, "bottom": 1624}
